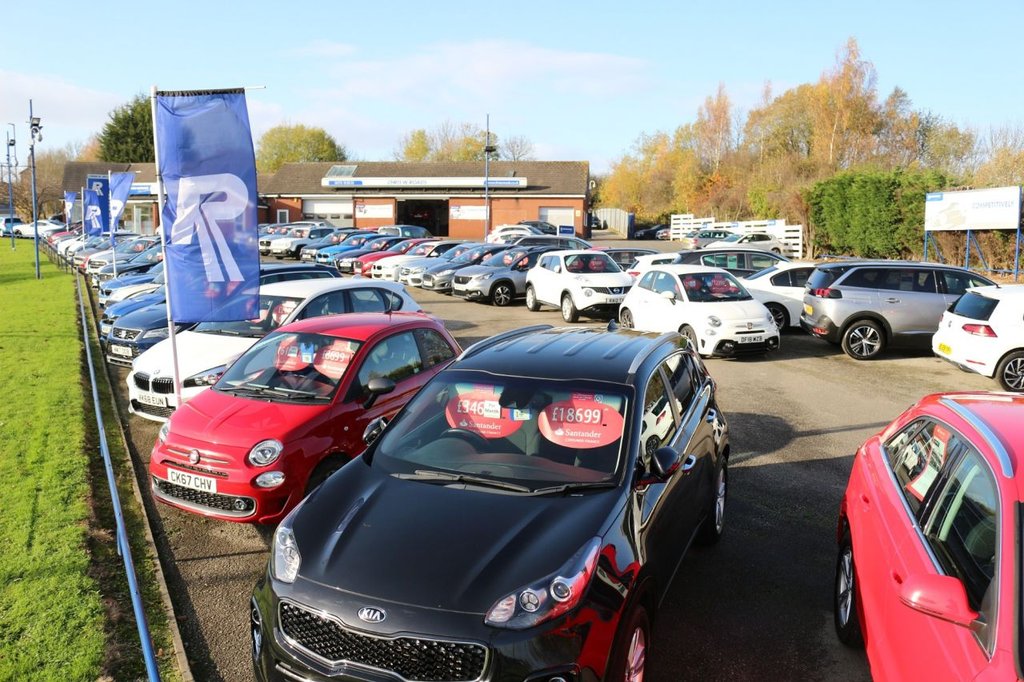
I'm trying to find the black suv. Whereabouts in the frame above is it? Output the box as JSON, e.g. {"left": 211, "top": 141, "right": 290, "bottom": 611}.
{"left": 252, "top": 325, "right": 729, "bottom": 682}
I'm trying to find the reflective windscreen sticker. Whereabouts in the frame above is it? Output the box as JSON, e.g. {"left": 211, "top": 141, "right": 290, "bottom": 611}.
{"left": 274, "top": 340, "right": 309, "bottom": 371}
{"left": 539, "top": 394, "right": 624, "bottom": 449}
{"left": 444, "top": 385, "right": 523, "bottom": 439}
{"left": 314, "top": 340, "right": 358, "bottom": 380}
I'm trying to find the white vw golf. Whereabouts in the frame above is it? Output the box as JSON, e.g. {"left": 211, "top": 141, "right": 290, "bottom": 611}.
{"left": 618, "top": 265, "right": 780, "bottom": 357}
{"left": 126, "top": 278, "right": 419, "bottom": 421}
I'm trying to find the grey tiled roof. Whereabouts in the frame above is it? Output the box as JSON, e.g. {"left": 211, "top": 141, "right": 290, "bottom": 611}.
{"left": 62, "top": 162, "right": 157, "bottom": 191}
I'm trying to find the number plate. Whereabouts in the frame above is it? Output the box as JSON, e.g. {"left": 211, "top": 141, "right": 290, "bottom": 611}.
{"left": 605, "top": 296, "right": 624, "bottom": 304}
{"left": 137, "top": 392, "right": 166, "bottom": 407}
{"left": 167, "top": 467, "right": 217, "bottom": 493}
{"left": 110, "top": 344, "right": 133, "bottom": 357}
{"left": 739, "top": 335, "right": 764, "bottom": 344}
{"left": 938, "top": 343, "right": 952, "bottom": 355}
{"left": 803, "top": 303, "right": 813, "bottom": 316}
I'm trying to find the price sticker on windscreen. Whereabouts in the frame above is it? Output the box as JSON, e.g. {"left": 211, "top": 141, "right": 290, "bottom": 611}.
{"left": 539, "top": 394, "right": 624, "bottom": 448}
{"left": 445, "top": 386, "right": 523, "bottom": 439}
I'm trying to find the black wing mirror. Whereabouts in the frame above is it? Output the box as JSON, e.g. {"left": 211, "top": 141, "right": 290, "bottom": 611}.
{"left": 362, "top": 416, "right": 389, "bottom": 445}
{"left": 362, "top": 376, "right": 396, "bottom": 409}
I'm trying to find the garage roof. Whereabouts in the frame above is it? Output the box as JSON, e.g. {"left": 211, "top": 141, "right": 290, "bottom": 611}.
{"left": 262, "top": 161, "right": 589, "bottom": 196}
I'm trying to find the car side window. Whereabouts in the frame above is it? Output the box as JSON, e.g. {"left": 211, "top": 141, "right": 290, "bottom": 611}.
{"left": 940, "top": 271, "right": 990, "bottom": 295}
{"left": 702, "top": 253, "right": 741, "bottom": 270}
{"left": 662, "top": 352, "right": 701, "bottom": 416}
{"left": 790, "top": 267, "right": 812, "bottom": 288}
{"left": 298, "top": 290, "right": 347, "bottom": 318}
{"left": 346, "top": 288, "right": 387, "bottom": 313}
{"left": 356, "top": 331, "right": 423, "bottom": 391}
{"left": 923, "top": 447, "right": 998, "bottom": 650}
{"left": 652, "top": 272, "right": 680, "bottom": 297}
{"left": 638, "top": 272, "right": 657, "bottom": 291}
{"left": 750, "top": 254, "right": 777, "bottom": 270}
{"left": 640, "top": 369, "right": 678, "bottom": 458}
{"left": 887, "top": 420, "right": 958, "bottom": 516}
{"left": 414, "top": 329, "right": 455, "bottom": 369}
{"left": 842, "top": 268, "right": 886, "bottom": 289}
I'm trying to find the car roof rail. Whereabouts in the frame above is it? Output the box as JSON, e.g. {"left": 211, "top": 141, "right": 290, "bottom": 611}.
{"left": 458, "top": 325, "right": 554, "bottom": 361}
{"left": 938, "top": 396, "right": 1014, "bottom": 478}
{"left": 626, "top": 331, "right": 682, "bottom": 379}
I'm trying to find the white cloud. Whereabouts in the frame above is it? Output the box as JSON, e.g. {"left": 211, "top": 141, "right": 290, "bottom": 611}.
{"left": 0, "top": 70, "right": 123, "bottom": 149}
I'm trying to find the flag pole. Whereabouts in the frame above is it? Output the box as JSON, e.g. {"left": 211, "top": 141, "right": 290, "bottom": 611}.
{"left": 150, "top": 85, "right": 183, "bottom": 408}
{"left": 108, "top": 170, "right": 118, "bottom": 279}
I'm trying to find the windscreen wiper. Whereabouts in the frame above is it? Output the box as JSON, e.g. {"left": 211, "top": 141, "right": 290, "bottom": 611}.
{"left": 394, "top": 469, "right": 531, "bottom": 493}
{"left": 530, "top": 481, "right": 618, "bottom": 496}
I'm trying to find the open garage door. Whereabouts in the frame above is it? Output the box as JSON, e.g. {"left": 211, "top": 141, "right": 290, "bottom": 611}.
{"left": 539, "top": 207, "right": 575, "bottom": 230}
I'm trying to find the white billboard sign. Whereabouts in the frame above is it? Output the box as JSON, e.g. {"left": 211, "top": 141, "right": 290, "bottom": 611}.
{"left": 354, "top": 203, "right": 394, "bottom": 219}
{"left": 450, "top": 205, "right": 488, "bottom": 221}
{"left": 322, "top": 176, "right": 527, "bottom": 189}
{"left": 924, "top": 186, "right": 1021, "bottom": 232}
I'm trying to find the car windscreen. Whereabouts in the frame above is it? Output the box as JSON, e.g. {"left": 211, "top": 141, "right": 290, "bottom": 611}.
{"left": 191, "top": 295, "right": 304, "bottom": 338}
{"left": 129, "top": 246, "right": 162, "bottom": 263}
{"left": 371, "top": 370, "right": 630, "bottom": 490}
{"left": 563, "top": 253, "right": 622, "bottom": 273}
{"left": 388, "top": 239, "right": 417, "bottom": 252}
{"left": 745, "top": 265, "right": 778, "bottom": 280}
{"left": 951, "top": 292, "right": 1000, "bottom": 321}
{"left": 679, "top": 272, "right": 753, "bottom": 302}
{"left": 215, "top": 332, "right": 361, "bottom": 402}
{"left": 452, "top": 245, "right": 498, "bottom": 265}
{"left": 483, "top": 248, "right": 529, "bottom": 268}
{"left": 805, "top": 266, "right": 850, "bottom": 290}
{"left": 407, "top": 243, "right": 436, "bottom": 257}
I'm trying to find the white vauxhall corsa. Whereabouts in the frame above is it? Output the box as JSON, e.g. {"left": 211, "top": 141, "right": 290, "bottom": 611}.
{"left": 932, "top": 284, "right": 1024, "bottom": 391}
{"left": 742, "top": 261, "right": 817, "bottom": 329}
{"left": 619, "top": 265, "right": 780, "bottom": 357}
{"left": 126, "top": 278, "right": 420, "bottom": 421}
{"left": 525, "top": 250, "right": 634, "bottom": 322}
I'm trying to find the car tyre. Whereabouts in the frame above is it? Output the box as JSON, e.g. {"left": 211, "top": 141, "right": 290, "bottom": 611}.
{"left": 766, "top": 303, "right": 788, "bottom": 329}
{"left": 561, "top": 294, "right": 579, "bottom": 323}
{"left": 304, "top": 455, "right": 347, "bottom": 497}
{"left": 841, "top": 320, "right": 885, "bottom": 360}
{"left": 696, "top": 459, "right": 727, "bottom": 545}
{"left": 834, "top": 532, "right": 864, "bottom": 648}
{"left": 679, "top": 325, "right": 698, "bottom": 352}
{"left": 525, "top": 285, "right": 540, "bottom": 311}
{"left": 996, "top": 350, "right": 1024, "bottom": 392}
{"left": 619, "top": 308, "right": 634, "bottom": 329}
{"left": 491, "top": 282, "right": 514, "bottom": 307}
{"left": 607, "top": 604, "right": 651, "bottom": 682}
{"left": 771, "top": 247, "right": 782, "bottom": 255}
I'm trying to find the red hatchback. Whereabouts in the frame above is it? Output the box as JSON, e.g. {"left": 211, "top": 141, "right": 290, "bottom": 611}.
{"left": 835, "top": 392, "right": 1024, "bottom": 680}
{"left": 149, "top": 312, "right": 460, "bottom": 524}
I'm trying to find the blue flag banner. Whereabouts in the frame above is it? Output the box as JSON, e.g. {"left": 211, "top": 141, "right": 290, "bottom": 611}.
{"left": 155, "top": 89, "right": 259, "bottom": 323}
{"left": 85, "top": 174, "right": 110, "bottom": 236}
{"left": 109, "top": 172, "right": 134, "bottom": 227}
{"left": 63, "top": 191, "right": 76, "bottom": 225}
{"left": 82, "top": 189, "right": 103, "bottom": 236}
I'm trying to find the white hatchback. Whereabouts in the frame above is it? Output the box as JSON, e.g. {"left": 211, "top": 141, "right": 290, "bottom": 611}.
{"left": 525, "top": 250, "right": 633, "bottom": 322}
{"left": 742, "top": 261, "right": 818, "bottom": 328}
{"left": 932, "top": 285, "right": 1024, "bottom": 391}
{"left": 619, "top": 265, "right": 780, "bottom": 357}
{"left": 705, "top": 232, "right": 786, "bottom": 254}
{"left": 126, "top": 278, "right": 420, "bottom": 421}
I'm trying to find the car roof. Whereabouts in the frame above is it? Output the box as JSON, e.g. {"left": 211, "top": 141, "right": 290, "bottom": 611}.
{"left": 968, "top": 284, "right": 1024, "bottom": 300}
{"left": 651, "top": 264, "right": 730, "bottom": 276}
{"left": 260, "top": 277, "right": 399, "bottom": 298}
{"left": 455, "top": 325, "right": 681, "bottom": 385}
{"left": 918, "top": 392, "right": 1024, "bottom": 488}
{"left": 818, "top": 259, "right": 952, "bottom": 270}
{"left": 273, "top": 311, "right": 438, "bottom": 340}
{"left": 258, "top": 262, "right": 333, "bottom": 274}
{"left": 545, "top": 249, "right": 608, "bottom": 257}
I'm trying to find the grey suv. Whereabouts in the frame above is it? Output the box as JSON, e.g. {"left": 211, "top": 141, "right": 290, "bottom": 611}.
{"left": 800, "top": 261, "right": 994, "bottom": 360}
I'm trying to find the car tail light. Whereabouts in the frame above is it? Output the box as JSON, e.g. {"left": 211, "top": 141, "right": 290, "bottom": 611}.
{"left": 811, "top": 288, "right": 842, "bottom": 299}
{"left": 962, "top": 324, "right": 997, "bottom": 337}
{"left": 627, "top": 270, "right": 639, "bottom": 278}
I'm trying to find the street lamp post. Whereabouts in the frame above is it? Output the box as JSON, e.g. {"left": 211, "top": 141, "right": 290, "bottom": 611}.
{"left": 482, "top": 114, "right": 497, "bottom": 241}
{"left": 28, "top": 100, "right": 42, "bottom": 279}
{"left": 5, "top": 124, "right": 15, "bottom": 250}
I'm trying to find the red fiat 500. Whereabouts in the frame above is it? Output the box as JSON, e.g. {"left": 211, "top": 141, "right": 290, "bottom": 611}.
{"left": 835, "top": 391, "right": 1024, "bottom": 681}
{"left": 149, "top": 312, "right": 460, "bottom": 524}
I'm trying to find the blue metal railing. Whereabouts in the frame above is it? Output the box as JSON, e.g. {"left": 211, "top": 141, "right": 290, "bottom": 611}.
{"left": 75, "top": 275, "right": 161, "bottom": 681}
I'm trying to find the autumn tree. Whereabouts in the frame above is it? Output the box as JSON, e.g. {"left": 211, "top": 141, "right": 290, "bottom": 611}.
{"left": 695, "top": 83, "right": 733, "bottom": 172}
{"left": 809, "top": 38, "right": 880, "bottom": 169}
{"left": 256, "top": 124, "right": 346, "bottom": 173}
{"left": 11, "top": 144, "right": 80, "bottom": 218}
{"left": 501, "top": 135, "right": 535, "bottom": 161}
{"left": 98, "top": 94, "right": 154, "bottom": 162}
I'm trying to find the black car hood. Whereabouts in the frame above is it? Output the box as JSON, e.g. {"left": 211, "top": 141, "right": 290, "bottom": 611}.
{"left": 295, "top": 461, "right": 620, "bottom": 613}
{"left": 114, "top": 303, "right": 173, "bottom": 331}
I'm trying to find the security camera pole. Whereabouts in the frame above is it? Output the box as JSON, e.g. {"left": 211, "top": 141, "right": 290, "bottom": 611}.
{"left": 5, "top": 124, "right": 15, "bottom": 250}
{"left": 28, "top": 100, "right": 43, "bottom": 279}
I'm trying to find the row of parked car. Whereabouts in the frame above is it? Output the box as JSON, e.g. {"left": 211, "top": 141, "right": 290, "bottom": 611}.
{"left": 53, "top": 222, "right": 1024, "bottom": 682}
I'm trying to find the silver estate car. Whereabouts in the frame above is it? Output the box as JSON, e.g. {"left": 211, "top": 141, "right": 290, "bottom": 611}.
{"left": 800, "top": 260, "right": 994, "bottom": 360}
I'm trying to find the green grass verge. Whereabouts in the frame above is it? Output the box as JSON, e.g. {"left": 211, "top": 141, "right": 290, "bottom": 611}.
{"left": 0, "top": 243, "right": 178, "bottom": 681}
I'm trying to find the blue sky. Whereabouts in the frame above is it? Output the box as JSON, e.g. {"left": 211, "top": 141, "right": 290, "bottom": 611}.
{"left": 2, "top": 0, "right": 1021, "bottom": 173}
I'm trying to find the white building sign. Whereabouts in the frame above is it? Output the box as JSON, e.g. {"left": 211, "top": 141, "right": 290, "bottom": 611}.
{"left": 924, "top": 186, "right": 1022, "bottom": 232}
{"left": 322, "top": 176, "right": 527, "bottom": 189}
{"left": 354, "top": 203, "right": 394, "bottom": 219}
{"left": 450, "top": 205, "right": 488, "bottom": 221}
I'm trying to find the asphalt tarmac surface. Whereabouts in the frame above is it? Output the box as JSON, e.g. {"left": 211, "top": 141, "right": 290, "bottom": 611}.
{"left": 105, "top": 234, "right": 994, "bottom": 681}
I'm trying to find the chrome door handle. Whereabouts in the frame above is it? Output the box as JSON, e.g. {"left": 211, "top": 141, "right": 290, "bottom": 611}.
{"left": 885, "top": 297, "right": 901, "bottom": 303}
{"left": 705, "top": 408, "right": 718, "bottom": 424}
{"left": 681, "top": 454, "right": 698, "bottom": 473}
